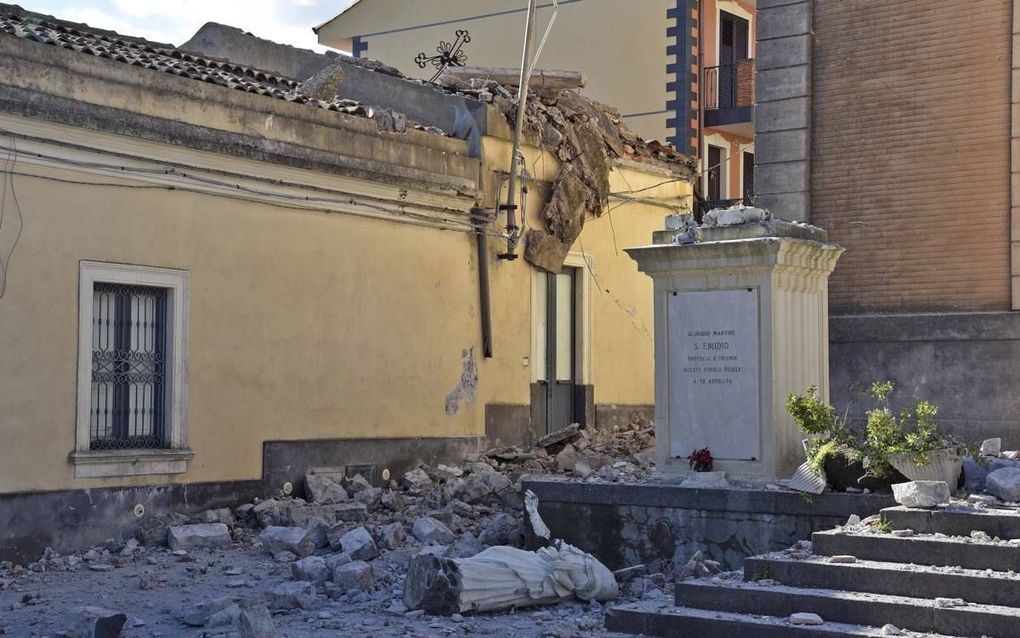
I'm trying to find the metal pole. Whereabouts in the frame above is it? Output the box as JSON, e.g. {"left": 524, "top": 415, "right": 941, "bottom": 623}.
{"left": 498, "top": 0, "right": 539, "bottom": 260}
{"left": 472, "top": 208, "right": 494, "bottom": 358}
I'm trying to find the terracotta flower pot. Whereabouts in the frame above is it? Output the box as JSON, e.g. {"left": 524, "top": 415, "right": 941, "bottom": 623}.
{"left": 888, "top": 448, "right": 963, "bottom": 488}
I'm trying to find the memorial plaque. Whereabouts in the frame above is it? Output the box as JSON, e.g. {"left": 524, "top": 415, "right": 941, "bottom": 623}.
{"left": 667, "top": 289, "right": 760, "bottom": 460}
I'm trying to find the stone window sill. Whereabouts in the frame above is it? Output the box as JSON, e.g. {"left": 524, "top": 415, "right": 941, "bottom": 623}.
{"left": 68, "top": 448, "right": 194, "bottom": 479}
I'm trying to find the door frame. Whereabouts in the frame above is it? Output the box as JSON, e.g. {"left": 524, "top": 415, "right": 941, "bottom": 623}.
{"left": 530, "top": 253, "right": 593, "bottom": 387}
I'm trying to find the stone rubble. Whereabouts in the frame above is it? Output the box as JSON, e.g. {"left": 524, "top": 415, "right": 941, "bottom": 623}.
{"left": 891, "top": 481, "right": 951, "bottom": 508}
{"left": 0, "top": 419, "right": 658, "bottom": 637}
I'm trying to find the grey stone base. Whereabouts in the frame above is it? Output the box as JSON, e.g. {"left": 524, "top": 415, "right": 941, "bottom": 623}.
{"left": 830, "top": 311, "right": 1020, "bottom": 449}
{"left": 522, "top": 476, "right": 894, "bottom": 571}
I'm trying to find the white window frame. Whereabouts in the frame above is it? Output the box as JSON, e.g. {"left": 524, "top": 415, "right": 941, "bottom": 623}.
{"left": 70, "top": 261, "right": 192, "bottom": 478}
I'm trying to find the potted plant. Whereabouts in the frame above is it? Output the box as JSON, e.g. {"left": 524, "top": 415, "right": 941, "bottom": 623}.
{"left": 863, "top": 381, "right": 966, "bottom": 486}
{"left": 786, "top": 382, "right": 970, "bottom": 492}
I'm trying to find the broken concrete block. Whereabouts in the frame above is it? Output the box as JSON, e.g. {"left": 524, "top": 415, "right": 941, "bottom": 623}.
{"left": 235, "top": 605, "right": 277, "bottom": 638}
{"left": 302, "top": 519, "right": 329, "bottom": 549}
{"left": 338, "top": 526, "right": 378, "bottom": 561}
{"left": 177, "top": 597, "right": 237, "bottom": 627}
{"left": 258, "top": 526, "right": 315, "bottom": 557}
{"left": 986, "top": 467, "right": 1020, "bottom": 502}
{"left": 304, "top": 474, "right": 349, "bottom": 504}
{"left": 291, "top": 556, "right": 330, "bottom": 585}
{"left": 343, "top": 473, "right": 373, "bottom": 494}
{"left": 270, "top": 581, "right": 316, "bottom": 610}
{"left": 252, "top": 499, "right": 284, "bottom": 527}
{"left": 67, "top": 606, "right": 127, "bottom": 638}
{"left": 354, "top": 486, "right": 383, "bottom": 511}
{"left": 205, "top": 603, "right": 242, "bottom": 628}
{"left": 333, "top": 560, "right": 374, "bottom": 592}
{"left": 325, "top": 552, "right": 352, "bottom": 572}
{"left": 167, "top": 523, "right": 231, "bottom": 551}
{"left": 380, "top": 490, "right": 406, "bottom": 512}
{"left": 789, "top": 612, "right": 824, "bottom": 625}
{"left": 378, "top": 522, "right": 407, "bottom": 550}
{"left": 413, "top": 517, "right": 455, "bottom": 545}
{"left": 478, "top": 513, "right": 518, "bottom": 547}
{"left": 892, "top": 481, "right": 950, "bottom": 508}
{"left": 554, "top": 444, "right": 579, "bottom": 472}
{"left": 334, "top": 503, "right": 369, "bottom": 523}
{"left": 435, "top": 464, "right": 464, "bottom": 480}
{"left": 401, "top": 468, "right": 435, "bottom": 494}
{"left": 982, "top": 438, "right": 1002, "bottom": 457}
{"left": 200, "top": 508, "right": 235, "bottom": 526}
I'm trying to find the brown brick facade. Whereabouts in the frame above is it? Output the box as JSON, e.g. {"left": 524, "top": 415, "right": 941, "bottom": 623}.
{"left": 812, "top": 0, "right": 1012, "bottom": 313}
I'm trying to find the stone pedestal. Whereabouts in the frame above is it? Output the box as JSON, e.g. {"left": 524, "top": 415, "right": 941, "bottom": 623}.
{"left": 627, "top": 219, "right": 843, "bottom": 480}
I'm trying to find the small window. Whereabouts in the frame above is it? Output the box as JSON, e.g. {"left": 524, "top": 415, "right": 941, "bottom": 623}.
{"left": 72, "top": 262, "right": 192, "bottom": 478}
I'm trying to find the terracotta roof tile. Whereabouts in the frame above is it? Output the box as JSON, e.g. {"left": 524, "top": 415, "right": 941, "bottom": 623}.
{"left": 0, "top": 6, "right": 374, "bottom": 119}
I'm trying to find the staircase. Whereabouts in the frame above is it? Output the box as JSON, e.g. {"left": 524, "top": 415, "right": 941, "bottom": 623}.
{"left": 606, "top": 505, "right": 1020, "bottom": 637}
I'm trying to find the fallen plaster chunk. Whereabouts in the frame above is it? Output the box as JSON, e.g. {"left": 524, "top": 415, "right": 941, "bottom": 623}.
{"left": 789, "top": 612, "right": 824, "bottom": 625}
{"left": 168, "top": 523, "right": 231, "bottom": 551}
{"left": 892, "top": 481, "right": 950, "bottom": 508}
{"left": 67, "top": 606, "right": 127, "bottom": 638}
{"left": 986, "top": 467, "right": 1020, "bottom": 502}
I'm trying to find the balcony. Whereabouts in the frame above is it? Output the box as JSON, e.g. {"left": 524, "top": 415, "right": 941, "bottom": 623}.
{"left": 703, "top": 59, "right": 754, "bottom": 136}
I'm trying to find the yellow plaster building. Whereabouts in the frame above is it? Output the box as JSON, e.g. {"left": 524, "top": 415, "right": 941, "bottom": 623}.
{"left": 0, "top": 5, "right": 692, "bottom": 561}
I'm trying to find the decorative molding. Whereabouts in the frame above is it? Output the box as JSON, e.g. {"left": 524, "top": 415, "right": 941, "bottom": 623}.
{"left": 73, "top": 261, "right": 191, "bottom": 479}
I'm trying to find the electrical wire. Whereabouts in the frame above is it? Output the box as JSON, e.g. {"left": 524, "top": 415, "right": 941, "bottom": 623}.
{"left": 0, "top": 137, "right": 24, "bottom": 301}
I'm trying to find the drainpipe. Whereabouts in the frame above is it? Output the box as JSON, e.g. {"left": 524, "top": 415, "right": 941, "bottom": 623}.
{"left": 472, "top": 207, "right": 494, "bottom": 358}
{"left": 497, "top": 0, "right": 539, "bottom": 260}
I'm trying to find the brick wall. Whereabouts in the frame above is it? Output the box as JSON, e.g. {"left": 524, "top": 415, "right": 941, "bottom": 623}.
{"left": 812, "top": 0, "right": 1011, "bottom": 313}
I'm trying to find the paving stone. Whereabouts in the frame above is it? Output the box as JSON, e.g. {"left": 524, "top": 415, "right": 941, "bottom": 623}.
{"left": 333, "top": 560, "right": 374, "bottom": 592}
{"left": 167, "top": 524, "right": 231, "bottom": 551}
{"left": 291, "top": 556, "right": 330, "bottom": 585}
{"left": 67, "top": 606, "right": 127, "bottom": 638}
{"left": 270, "top": 581, "right": 316, "bottom": 610}
{"left": 412, "top": 517, "right": 455, "bottom": 545}
{"left": 177, "top": 597, "right": 237, "bottom": 627}
{"left": 235, "top": 605, "right": 277, "bottom": 638}
{"left": 338, "top": 526, "right": 378, "bottom": 561}
{"left": 258, "top": 526, "right": 315, "bottom": 557}
{"left": 304, "top": 474, "right": 349, "bottom": 504}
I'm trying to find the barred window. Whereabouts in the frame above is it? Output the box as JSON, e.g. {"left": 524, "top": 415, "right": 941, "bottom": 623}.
{"left": 90, "top": 283, "right": 168, "bottom": 450}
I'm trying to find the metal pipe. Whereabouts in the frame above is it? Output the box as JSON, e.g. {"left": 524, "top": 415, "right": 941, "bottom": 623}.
{"left": 473, "top": 207, "right": 494, "bottom": 358}
{"left": 498, "top": 0, "right": 539, "bottom": 260}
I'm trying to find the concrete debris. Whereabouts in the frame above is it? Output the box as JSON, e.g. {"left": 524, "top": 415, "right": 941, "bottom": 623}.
{"left": 67, "top": 606, "right": 127, "bottom": 638}
{"left": 985, "top": 466, "right": 1020, "bottom": 502}
{"left": 703, "top": 205, "right": 770, "bottom": 228}
{"left": 338, "top": 526, "right": 378, "bottom": 561}
{"left": 177, "top": 596, "right": 237, "bottom": 627}
{"left": 291, "top": 555, "right": 330, "bottom": 585}
{"left": 678, "top": 551, "right": 722, "bottom": 581}
{"left": 412, "top": 517, "right": 456, "bottom": 545}
{"left": 259, "top": 526, "right": 316, "bottom": 557}
{"left": 377, "top": 522, "right": 407, "bottom": 550}
{"left": 891, "top": 481, "right": 950, "bottom": 508}
{"left": 679, "top": 471, "right": 729, "bottom": 489}
{"left": 235, "top": 605, "right": 277, "bottom": 638}
{"left": 401, "top": 468, "right": 435, "bottom": 494}
{"left": 981, "top": 438, "right": 1002, "bottom": 457}
{"left": 270, "top": 580, "right": 316, "bottom": 610}
{"left": 167, "top": 524, "right": 232, "bottom": 551}
{"left": 788, "top": 612, "right": 824, "bottom": 625}
{"left": 333, "top": 560, "right": 374, "bottom": 592}
{"left": 304, "top": 474, "right": 349, "bottom": 504}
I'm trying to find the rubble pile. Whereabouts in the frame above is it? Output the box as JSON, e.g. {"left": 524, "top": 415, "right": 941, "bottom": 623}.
{"left": 481, "top": 420, "right": 656, "bottom": 482}
{"left": 0, "top": 421, "right": 660, "bottom": 637}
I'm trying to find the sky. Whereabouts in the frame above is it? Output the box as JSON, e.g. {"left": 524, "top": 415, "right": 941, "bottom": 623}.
{"left": 20, "top": 0, "right": 357, "bottom": 52}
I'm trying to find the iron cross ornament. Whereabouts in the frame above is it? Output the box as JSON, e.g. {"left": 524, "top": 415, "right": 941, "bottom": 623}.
{"left": 414, "top": 29, "right": 471, "bottom": 82}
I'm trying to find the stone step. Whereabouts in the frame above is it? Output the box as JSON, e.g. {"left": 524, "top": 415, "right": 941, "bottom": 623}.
{"left": 674, "top": 578, "right": 1020, "bottom": 637}
{"left": 882, "top": 505, "right": 1020, "bottom": 539}
{"left": 744, "top": 553, "right": 1020, "bottom": 608}
{"left": 605, "top": 601, "right": 961, "bottom": 638}
{"left": 812, "top": 528, "right": 1020, "bottom": 572}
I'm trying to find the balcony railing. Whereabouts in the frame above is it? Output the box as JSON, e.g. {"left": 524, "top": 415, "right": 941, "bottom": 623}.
{"left": 704, "top": 59, "right": 755, "bottom": 111}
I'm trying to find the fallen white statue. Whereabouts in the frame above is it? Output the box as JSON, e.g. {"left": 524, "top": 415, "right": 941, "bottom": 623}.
{"left": 403, "top": 490, "right": 619, "bottom": 615}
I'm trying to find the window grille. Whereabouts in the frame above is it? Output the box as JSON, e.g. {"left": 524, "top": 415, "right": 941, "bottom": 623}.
{"left": 90, "top": 283, "right": 168, "bottom": 450}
